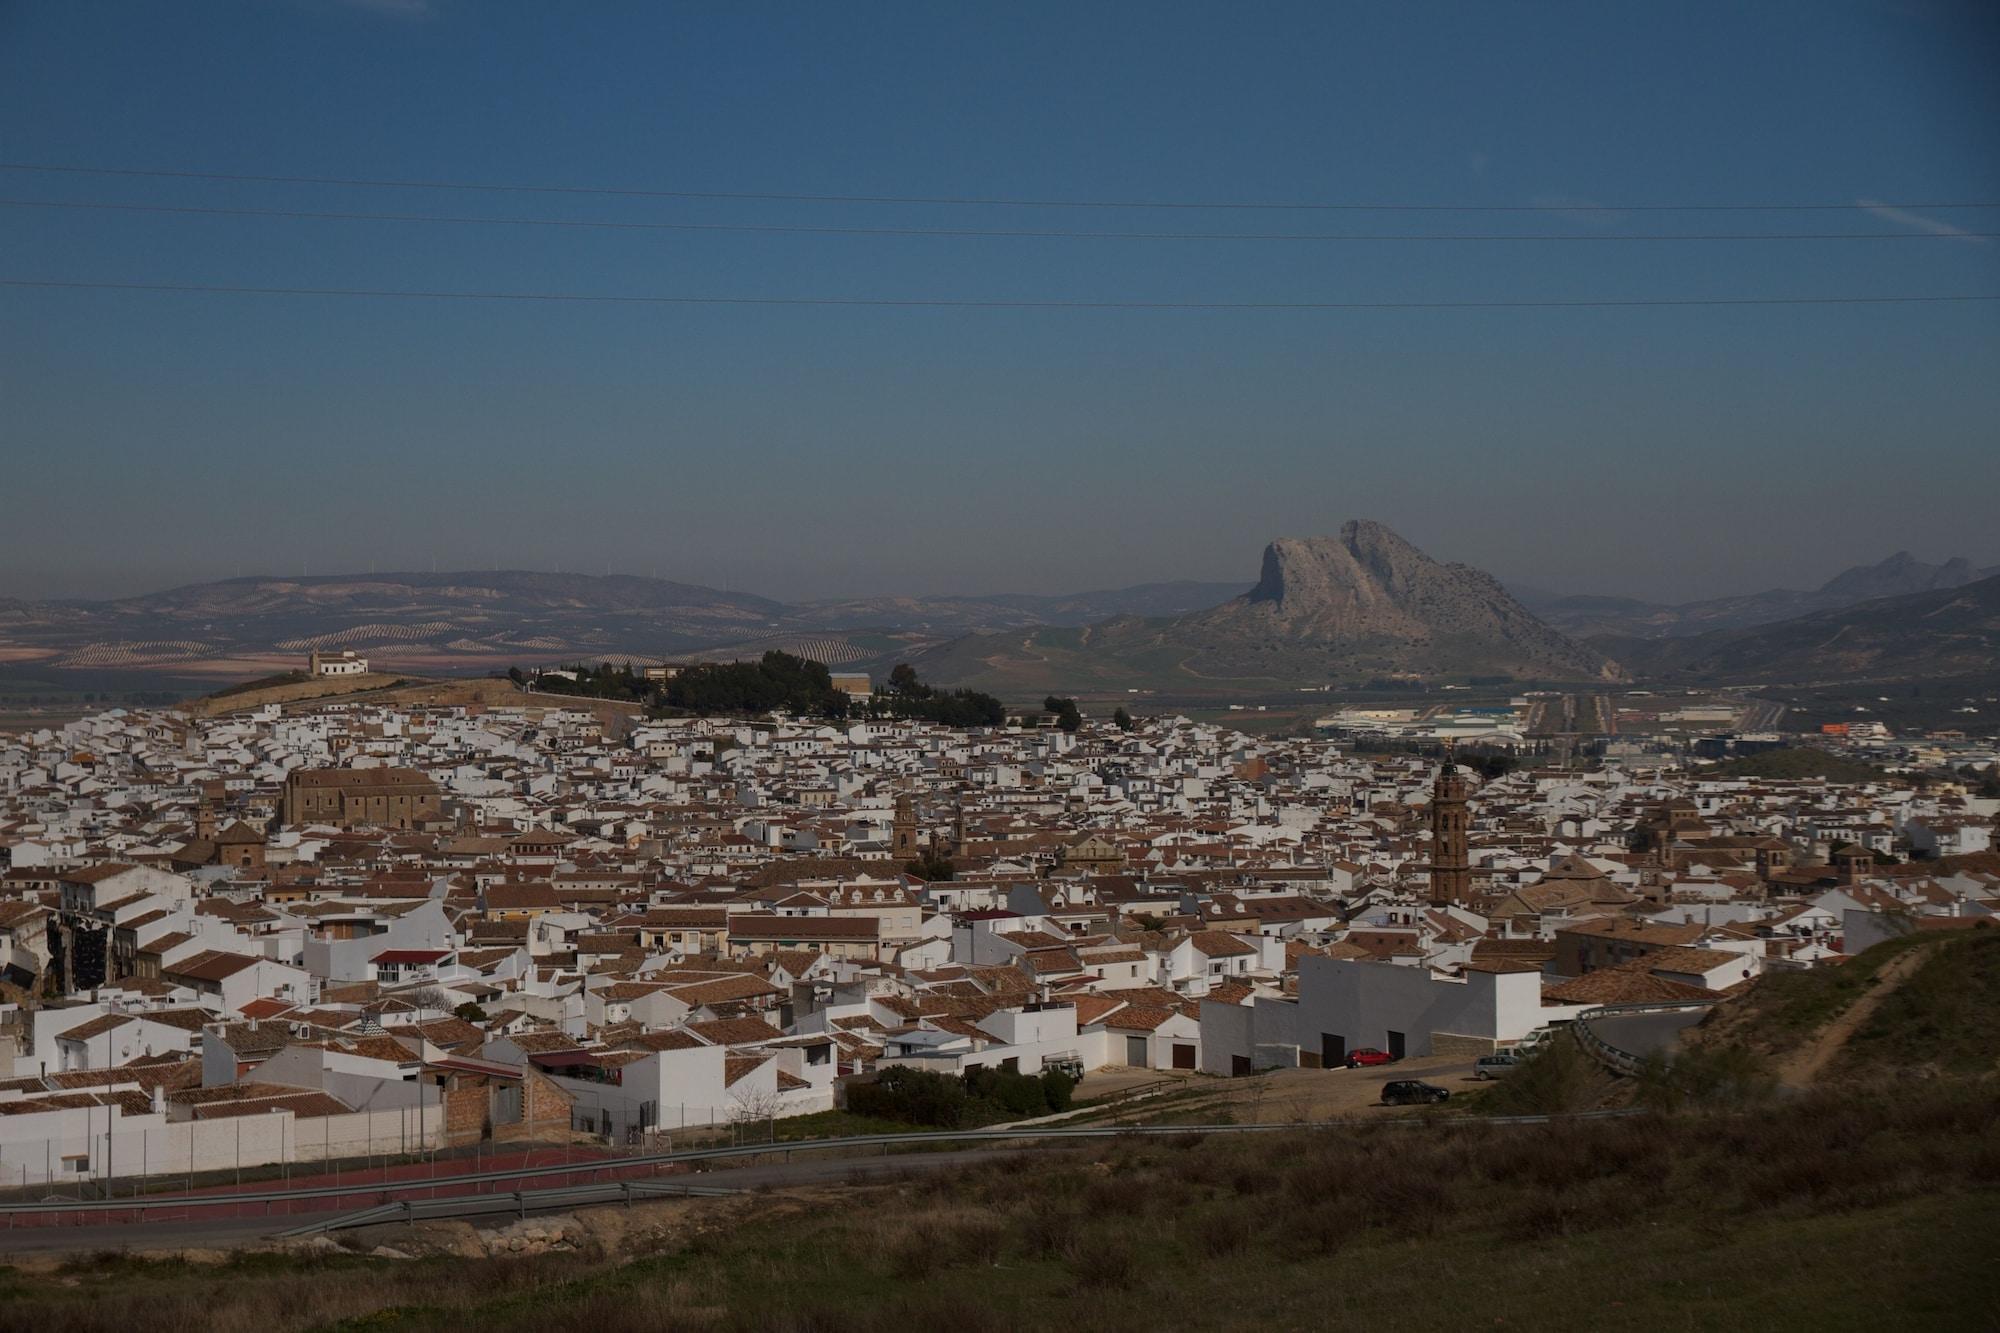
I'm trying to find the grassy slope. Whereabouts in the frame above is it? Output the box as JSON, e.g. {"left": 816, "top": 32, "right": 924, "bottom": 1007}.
{"left": 1831, "top": 929, "right": 2000, "bottom": 1077}
{"left": 1691, "top": 933, "right": 1937, "bottom": 1058}
{"left": 1692, "top": 930, "right": 2000, "bottom": 1083}
{"left": 6, "top": 1082, "right": 1995, "bottom": 1332}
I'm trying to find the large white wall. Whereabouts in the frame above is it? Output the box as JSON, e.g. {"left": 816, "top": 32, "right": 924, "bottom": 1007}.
{"left": 0, "top": 1101, "right": 442, "bottom": 1187}
{"left": 1292, "top": 957, "right": 1588, "bottom": 1059}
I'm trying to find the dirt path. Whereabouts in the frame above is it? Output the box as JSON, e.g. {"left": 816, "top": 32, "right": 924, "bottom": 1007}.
{"left": 1777, "top": 947, "right": 1930, "bottom": 1088}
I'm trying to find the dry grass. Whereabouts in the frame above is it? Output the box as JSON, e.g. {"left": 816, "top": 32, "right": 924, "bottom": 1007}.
{"left": 2, "top": 1079, "right": 1995, "bottom": 1331}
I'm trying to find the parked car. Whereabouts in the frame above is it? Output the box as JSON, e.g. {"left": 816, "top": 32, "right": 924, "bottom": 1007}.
{"left": 1474, "top": 1052, "right": 1521, "bottom": 1080}
{"left": 1381, "top": 1080, "right": 1450, "bottom": 1106}
{"left": 1345, "top": 1047, "right": 1395, "bottom": 1068}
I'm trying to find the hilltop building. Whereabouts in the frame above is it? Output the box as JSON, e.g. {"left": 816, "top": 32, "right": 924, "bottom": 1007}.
{"left": 309, "top": 650, "right": 368, "bottom": 677}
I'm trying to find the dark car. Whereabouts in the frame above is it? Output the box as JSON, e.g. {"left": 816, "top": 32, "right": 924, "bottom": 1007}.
{"left": 1345, "top": 1047, "right": 1395, "bottom": 1068}
{"left": 1381, "top": 1080, "right": 1450, "bottom": 1106}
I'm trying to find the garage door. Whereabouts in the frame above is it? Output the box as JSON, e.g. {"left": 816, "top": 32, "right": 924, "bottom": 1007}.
{"left": 1172, "top": 1043, "right": 1197, "bottom": 1070}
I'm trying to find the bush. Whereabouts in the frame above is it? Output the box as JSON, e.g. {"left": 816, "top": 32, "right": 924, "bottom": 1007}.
{"left": 1636, "top": 1043, "right": 1773, "bottom": 1112}
{"left": 1064, "top": 1231, "right": 1138, "bottom": 1289}
{"left": 847, "top": 1067, "right": 969, "bottom": 1128}
{"left": 1480, "top": 1035, "right": 1604, "bottom": 1115}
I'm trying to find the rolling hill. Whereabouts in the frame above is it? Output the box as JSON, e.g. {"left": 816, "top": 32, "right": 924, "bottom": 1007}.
{"left": 0, "top": 571, "right": 1247, "bottom": 680}
{"left": 1603, "top": 572, "right": 2000, "bottom": 685}
{"left": 1524, "top": 551, "right": 1999, "bottom": 640}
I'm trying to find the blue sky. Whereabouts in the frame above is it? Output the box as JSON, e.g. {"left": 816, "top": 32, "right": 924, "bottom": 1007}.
{"left": 4, "top": 0, "right": 1997, "bottom": 603}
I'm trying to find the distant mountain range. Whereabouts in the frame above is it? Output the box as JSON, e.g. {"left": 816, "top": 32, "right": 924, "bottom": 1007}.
{"left": 3, "top": 541, "right": 1991, "bottom": 692}
{"left": 795, "top": 581, "right": 1249, "bottom": 634}
{"left": 1516, "top": 552, "right": 2000, "bottom": 639}
{"left": 1599, "top": 572, "right": 2000, "bottom": 685}
{"left": 0, "top": 570, "right": 1248, "bottom": 678}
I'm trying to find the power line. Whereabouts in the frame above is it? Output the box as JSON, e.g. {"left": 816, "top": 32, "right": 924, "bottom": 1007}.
{"left": 4, "top": 197, "right": 1991, "bottom": 242}
{"left": 3, "top": 162, "right": 1997, "bottom": 214}
{"left": 6, "top": 278, "right": 1995, "bottom": 311}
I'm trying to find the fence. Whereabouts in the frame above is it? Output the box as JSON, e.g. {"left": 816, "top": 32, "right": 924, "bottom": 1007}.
{"left": 0, "top": 1103, "right": 444, "bottom": 1195}
{"left": 2, "top": 1110, "right": 1648, "bottom": 1233}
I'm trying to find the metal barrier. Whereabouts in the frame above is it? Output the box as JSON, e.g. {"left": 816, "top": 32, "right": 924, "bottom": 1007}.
{"left": 276, "top": 1179, "right": 743, "bottom": 1237}
{"left": 1573, "top": 1000, "right": 1715, "bottom": 1076}
{"left": 2, "top": 1111, "right": 1643, "bottom": 1232}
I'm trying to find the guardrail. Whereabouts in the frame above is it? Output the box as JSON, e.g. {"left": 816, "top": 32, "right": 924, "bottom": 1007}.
{"left": 1574, "top": 1000, "right": 1716, "bottom": 1076}
{"left": 2, "top": 1112, "right": 1644, "bottom": 1234}
{"left": 276, "top": 1179, "right": 743, "bottom": 1237}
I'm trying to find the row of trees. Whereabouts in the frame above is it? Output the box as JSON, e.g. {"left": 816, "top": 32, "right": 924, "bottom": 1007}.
{"left": 662, "top": 652, "right": 851, "bottom": 718}
{"left": 506, "top": 654, "right": 1141, "bottom": 736}
{"left": 510, "top": 662, "right": 651, "bottom": 701}
{"left": 870, "top": 663, "right": 1007, "bottom": 727}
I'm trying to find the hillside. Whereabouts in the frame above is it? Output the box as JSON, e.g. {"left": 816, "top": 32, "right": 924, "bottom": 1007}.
{"left": 0, "top": 573, "right": 1250, "bottom": 683}
{"left": 1689, "top": 930, "right": 1999, "bottom": 1083}
{"left": 799, "top": 580, "right": 1247, "bottom": 633}
{"left": 5, "top": 1083, "right": 1991, "bottom": 1330}
{"left": 0, "top": 571, "right": 793, "bottom": 678}
{"left": 904, "top": 522, "right": 1623, "bottom": 693}
{"left": 1526, "top": 551, "right": 1998, "bottom": 640}
{"left": 1603, "top": 573, "right": 2000, "bottom": 685}
{"left": 1828, "top": 928, "right": 2000, "bottom": 1079}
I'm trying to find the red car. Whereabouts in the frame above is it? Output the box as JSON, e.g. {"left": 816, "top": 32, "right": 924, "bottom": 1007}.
{"left": 1345, "top": 1047, "right": 1395, "bottom": 1068}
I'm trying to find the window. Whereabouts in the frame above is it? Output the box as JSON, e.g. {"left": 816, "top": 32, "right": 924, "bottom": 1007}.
{"left": 63, "top": 1155, "right": 89, "bottom": 1174}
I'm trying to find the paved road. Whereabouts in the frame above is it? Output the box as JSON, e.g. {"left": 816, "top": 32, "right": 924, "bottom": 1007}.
{"left": 1589, "top": 1009, "right": 1708, "bottom": 1062}
{"left": 0, "top": 1147, "right": 1023, "bottom": 1258}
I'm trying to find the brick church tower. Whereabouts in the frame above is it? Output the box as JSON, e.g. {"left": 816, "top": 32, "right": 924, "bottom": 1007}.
{"left": 891, "top": 794, "right": 919, "bottom": 860}
{"left": 1429, "top": 745, "right": 1472, "bottom": 906}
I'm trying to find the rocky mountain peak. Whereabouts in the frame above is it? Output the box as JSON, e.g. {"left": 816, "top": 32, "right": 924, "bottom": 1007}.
{"left": 1193, "top": 521, "right": 1623, "bottom": 681}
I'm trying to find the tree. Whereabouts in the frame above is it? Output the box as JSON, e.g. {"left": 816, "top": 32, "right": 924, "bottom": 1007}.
{"left": 454, "top": 1001, "right": 488, "bottom": 1023}
{"left": 867, "top": 664, "right": 1004, "bottom": 728}
{"left": 1045, "top": 695, "right": 1083, "bottom": 733}
{"left": 1482, "top": 1035, "right": 1601, "bottom": 1115}
{"left": 906, "top": 849, "right": 956, "bottom": 881}
{"left": 1113, "top": 706, "right": 1134, "bottom": 732}
{"left": 402, "top": 985, "right": 453, "bottom": 1012}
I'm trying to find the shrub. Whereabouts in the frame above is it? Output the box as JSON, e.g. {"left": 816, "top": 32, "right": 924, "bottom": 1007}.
{"left": 1064, "top": 1232, "right": 1139, "bottom": 1289}
{"left": 1480, "top": 1035, "right": 1603, "bottom": 1115}
{"left": 1636, "top": 1044, "right": 1774, "bottom": 1112}
{"left": 846, "top": 1067, "right": 968, "bottom": 1127}
{"left": 1020, "top": 1204, "right": 1081, "bottom": 1259}
{"left": 964, "top": 1066, "right": 1053, "bottom": 1117}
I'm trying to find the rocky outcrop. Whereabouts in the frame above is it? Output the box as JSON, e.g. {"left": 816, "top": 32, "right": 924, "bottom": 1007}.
{"left": 1164, "top": 521, "right": 1624, "bottom": 682}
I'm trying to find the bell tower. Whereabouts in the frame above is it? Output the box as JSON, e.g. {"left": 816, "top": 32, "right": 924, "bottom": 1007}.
{"left": 1429, "top": 743, "right": 1472, "bottom": 906}
{"left": 892, "top": 794, "right": 918, "bottom": 860}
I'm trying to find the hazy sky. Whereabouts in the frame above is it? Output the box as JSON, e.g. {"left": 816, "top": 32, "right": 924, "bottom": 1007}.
{"left": 5, "top": 1, "right": 1998, "bottom": 604}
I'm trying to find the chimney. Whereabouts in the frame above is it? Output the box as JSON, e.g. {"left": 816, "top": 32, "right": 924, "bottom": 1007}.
{"left": 150, "top": 1084, "right": 164, "bottom": 1114}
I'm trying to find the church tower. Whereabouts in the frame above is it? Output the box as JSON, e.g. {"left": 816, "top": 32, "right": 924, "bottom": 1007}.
{"left": 892, "top": 794, "right": 919, "bottom": 860}
{"left": 1429, "top": 745, "right": 1472, "bottom": 906}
